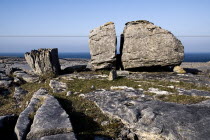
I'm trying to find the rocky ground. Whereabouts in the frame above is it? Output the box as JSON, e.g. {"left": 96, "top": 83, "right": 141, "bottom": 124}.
{"left": 0, "top": 57, "right": 210, "bottom": 140}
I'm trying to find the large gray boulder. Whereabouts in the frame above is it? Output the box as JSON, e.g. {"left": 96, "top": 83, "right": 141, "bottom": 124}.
{"left": 89, "top": 22, "right": 117, "bottom": 70}
{"left": 25, "top": 48, "right": 61, "bottom": 75}
{"left": 85, "top": 90, "right": 210, "bottom": 140}
{"left": 121, "top": 20, "right": 184, "bottom": 69}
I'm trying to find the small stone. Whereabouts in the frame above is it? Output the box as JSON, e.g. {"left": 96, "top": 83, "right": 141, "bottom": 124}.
{"left": 91, "top": 85, "right": 95, "bottom": 89}
{"left": 101, "top": 121, "right": 109, "bottom": 126}
{"left": 79, "top": 94, "right": 85, "bottom": 98}
{"left": 138, "top": 88, "right": 144, "bottom": 91}
{"left": 148, "top": 88, "right": 171, "bottom": 95}
{"left": 13, "top": 87, "right": 28, "bottom": 101}
{"left": 167, "top": 85, "right": 175, "bottom": 89}
{"left": 49, "top": 80, "right": 67, "bottom": 93}
{"left": 173, "top": 66, "right": 186, "bottom": 74}
{"left": 66, "top": 91, "right": 72, "bottom": 96}
{"left": 108, "top": 69, "right": 117, "bottom": 81}
{"left": 73, "top": 92, "right": 79, "bottom": 95}
{"left": 110, "top": 86, "right": 134, "bottom": 91}
{"left": 116, "top": 70, "right": 129, "bottom": 76}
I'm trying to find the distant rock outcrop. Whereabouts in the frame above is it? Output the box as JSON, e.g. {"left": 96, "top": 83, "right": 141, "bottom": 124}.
{"left": 25, "top": 48, "right": 61, "bottom": 75}
{"left": 89, "top": 22, "right": 117, "bottom": 70}
{"left": 121, "top": 20, "right": 184, "bottom": 69}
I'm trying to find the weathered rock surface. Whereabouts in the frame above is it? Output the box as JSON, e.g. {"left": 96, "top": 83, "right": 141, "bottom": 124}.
{"left": 116, "top": 70, "right": 130, "bottom": 76}
{"left": 26, "top": 94, "right": 74, "bottom": 139}
{"left": 49, "top": 80, "right": 67, "bottom": 93}
{"left": 13, "top": 71, "right": 39, "bottom": 83}
{"left": 127, "top": 72, "right": 210, "bottom": 88}
{"left": 121, "top": 20, "right": 184, "bottom": 69}
{"left": 25, "top": 48, "right": 61, "bottom": 75}
{"left": 15, "top": 88, "right": 48, "bottom": 140}
{"left": 0, "top": 80, "right": 12, "bottom": 88}
{"left": 85, "top": 90, "right": 210, "bottom": 140}
{"left": 108, "top": 69, "right": 117, "bottom": 81}
{"left": 13, "top": 87, "right": 28, "bottom": 101}
{"left": 89, "top": 22, "right": 117, "bottom": 70}
{"left": 15, "top": 88, "right": 75, "bottom": 140}
{"left": 178, "top": 88, "right": 210, "bottom": 97}
{"left": 5, "top": 67, "right": 21, "bottom": 76}
{"left": 38, "top": 133, "right": 76, "bottom": 140}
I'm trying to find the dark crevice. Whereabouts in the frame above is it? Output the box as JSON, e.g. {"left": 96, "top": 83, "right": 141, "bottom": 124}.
{"left": 55, "top": 97, "right": 113, "bottom": 140}
{"left": 0, "top": 115, "right": 18, "bottom": 140}
{"left": 116, "top": 34, "right": 124, "bottom": 70}
{"left": 127, "top": 66, "right": 173, "bottom": 72}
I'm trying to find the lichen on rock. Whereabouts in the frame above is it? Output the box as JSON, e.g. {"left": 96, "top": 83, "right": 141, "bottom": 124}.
{"left": 89, "top": 22, "right": 117, "bottom": 70}
{"left": 121, "top": 20, "right": 184, "bottom": 70}
{"left": 25, "top": 48, "right": 61, "bottom": 76}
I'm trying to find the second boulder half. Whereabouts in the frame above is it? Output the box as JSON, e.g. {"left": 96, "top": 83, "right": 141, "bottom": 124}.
{"left": 25, "top": 48, "right": 61, "bottom": 75}
{"left": 89, "top": 22, "right": 117, "bottom": 70}
{"left": 121, "top": 20, "right": 184, "bottom": 69}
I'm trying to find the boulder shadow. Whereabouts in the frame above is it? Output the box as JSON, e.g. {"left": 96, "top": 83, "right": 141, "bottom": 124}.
{"left": 126, "top": 66, "right": 172, "bottom": 72}
{"left": 55, "top": 97, "right": 111, "bottom": 140}
{"left": 184, "top": 68, "right": 202, "bottom": 74}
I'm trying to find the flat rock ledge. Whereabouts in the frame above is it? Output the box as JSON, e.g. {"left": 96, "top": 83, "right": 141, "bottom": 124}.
{"left": 15, "top": 88, "right": 76, "bottom": 140}
{"left": 15, "top": 88, "right": 48, "bottom": 140}
{"left": 85, "top": 89, "right": 210, "bottom": 140}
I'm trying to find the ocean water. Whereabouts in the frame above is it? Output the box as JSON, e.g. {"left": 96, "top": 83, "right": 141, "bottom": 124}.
{"left": 0, "top": 52, "right": 210, "bottom": 62}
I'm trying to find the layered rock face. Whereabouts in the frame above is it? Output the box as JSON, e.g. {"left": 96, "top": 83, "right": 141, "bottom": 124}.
{"left": 89, "top": 22, "right": 117, "bottom": 70}
{"left": 25, "top": 48, "right": 61, "bottom": 75}
{"left": 15, "top": 88, "right": 76, "bottom": 140}
{"left": 121, "top": 20, "right": 184, "bottom": 69}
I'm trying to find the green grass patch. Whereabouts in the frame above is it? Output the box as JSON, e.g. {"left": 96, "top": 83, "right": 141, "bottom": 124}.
{"left": 52, "top": 93, "right": 123, "bottom": 139}
{"left": 0, "top": 81, "right": 51, "bottom": 116}
{"left": 156, "top": 94, "right": 208, "bottom": 104}
{"left": 144, "top": 92, "right": 156, "bottom": 96}
{"left": 138, "top": 79, "right": 210, "bottom": 93}
{"left": 64, "top": 77, "right": 139, "bottom": 93}
{"left": 0, "top": 95, "right": 22, "bottom": 116}
{"left": 78, "top": 70, "right": 110, "bottom": 75}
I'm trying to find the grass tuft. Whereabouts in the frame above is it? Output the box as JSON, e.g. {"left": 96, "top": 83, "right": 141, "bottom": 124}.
{"left": 156, "top": 94, "right": 207, "bottom": 104}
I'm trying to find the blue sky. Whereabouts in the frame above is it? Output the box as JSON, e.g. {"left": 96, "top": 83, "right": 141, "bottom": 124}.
{"left": 0, "top": 0, "right": 210, "bottom": 53}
